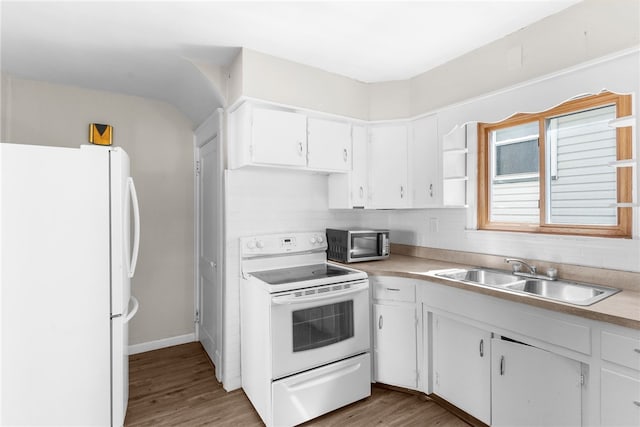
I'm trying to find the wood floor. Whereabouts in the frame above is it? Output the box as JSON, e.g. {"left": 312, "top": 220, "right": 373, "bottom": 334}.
{"left": 125, "top": 342, "right": 470, "bottom": 427}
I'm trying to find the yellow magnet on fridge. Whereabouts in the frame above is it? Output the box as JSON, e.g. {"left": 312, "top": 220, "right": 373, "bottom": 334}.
{"left": 89, "top": 123, "right": 113, "bottom": 146}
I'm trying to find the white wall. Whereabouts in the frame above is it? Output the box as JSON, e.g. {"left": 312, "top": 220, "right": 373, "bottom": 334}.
{"left": 221, "top": 167, "right": 370, "bottom": 389}
{"left": 389, "top": 50, "right": 640, "bottom": 272}
{"left": 1, "top": 75, "right": 195, "bottom": 346}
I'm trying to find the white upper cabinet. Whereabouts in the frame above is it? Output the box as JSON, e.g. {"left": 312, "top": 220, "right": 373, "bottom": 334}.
{"left": 369, "top": 124, "right": 409, "bottom": 208}
{"left": 251, "top": 108, "right": 308, "bottom": 167}
{"left": 307, "top": 118, "right": 351, "bottom": 172}
{"left": 350, "top": 126, "right": 369, "bottom": 207}
{"left": 329, "top": 125, "right": 368, "bottom": 208}
{"left": 410, "top": 115, "right": 440, "bottom": 208}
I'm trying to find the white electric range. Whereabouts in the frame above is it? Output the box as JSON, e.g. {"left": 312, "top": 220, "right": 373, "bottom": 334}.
{"left": 240, "top": 231, "right": 371, "bottom": 427}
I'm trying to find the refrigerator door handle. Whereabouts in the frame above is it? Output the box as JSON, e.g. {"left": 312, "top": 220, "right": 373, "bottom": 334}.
{"left": 124, "top": 296, "right": 139, "bottom": 324}
{"left": 126, "top": 177, "right": 141, "bottom": 278}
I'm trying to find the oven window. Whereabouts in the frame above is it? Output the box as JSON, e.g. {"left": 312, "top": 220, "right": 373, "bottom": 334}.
{"left": 350, "top": 234, "right": 377, "bottom": 258}
{"left": 292, "top": 301, "right": 354, "bottom": 352}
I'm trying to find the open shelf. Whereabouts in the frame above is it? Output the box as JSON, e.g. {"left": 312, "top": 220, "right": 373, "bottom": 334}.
{"left": 608, "top": 115, "right": 635, "bottom": 128}
{"left": 607, "top": 159, "right": 636, "bottom": 168}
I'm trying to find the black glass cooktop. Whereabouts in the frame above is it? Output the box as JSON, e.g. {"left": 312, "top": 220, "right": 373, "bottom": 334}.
{"left": 251, "top": 263, "right": 353, "bottom": 285}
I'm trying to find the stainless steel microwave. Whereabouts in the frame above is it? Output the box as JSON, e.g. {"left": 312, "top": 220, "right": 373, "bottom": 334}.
{"left": 326, "top": 229, "right": 390, "bottom": 263}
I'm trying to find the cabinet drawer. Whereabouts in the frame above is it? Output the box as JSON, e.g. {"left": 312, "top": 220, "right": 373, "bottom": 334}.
{"left": 601, "top": 368, "right": 640, "bottom": 427}
{"left": 602, "top": 330, "right": 640, "bottom": 371}
{"left": 373, "top": 277, "right": 415, "bottom": 302}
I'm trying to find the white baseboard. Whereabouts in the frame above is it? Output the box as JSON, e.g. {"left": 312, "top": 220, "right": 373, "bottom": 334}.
{"left": 128, "top": 333, "right": 196, "bottom": 355}
{"left": 223, "top": 375, "right": 242, "bottom": 392}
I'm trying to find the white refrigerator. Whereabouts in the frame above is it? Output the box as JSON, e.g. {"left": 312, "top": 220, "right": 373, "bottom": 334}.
{"left": 1, "top": 143, "right": 140, "bottom": 426}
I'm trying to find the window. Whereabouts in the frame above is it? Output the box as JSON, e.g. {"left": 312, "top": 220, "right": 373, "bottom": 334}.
{"left": 478, "top": 92, "right": 632, "bottom": 238}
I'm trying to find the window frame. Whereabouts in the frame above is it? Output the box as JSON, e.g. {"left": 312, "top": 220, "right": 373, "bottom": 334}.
{"left": 477, "top": 92, "right": 633, "bottom": 238}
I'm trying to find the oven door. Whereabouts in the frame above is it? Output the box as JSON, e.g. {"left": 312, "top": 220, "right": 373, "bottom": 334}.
{"left": 270, "top": 279, "right": 370, "bottom": 379}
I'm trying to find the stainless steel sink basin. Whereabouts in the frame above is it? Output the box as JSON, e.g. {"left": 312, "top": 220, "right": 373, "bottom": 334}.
{"left": 436, "top": 268, "right": 521, "bottom": 286}
{"left": 505, "top": 279, "right": 620, "bottom": 306}
{"left": 435, "top": 268, "right": 620, "bottom": 306}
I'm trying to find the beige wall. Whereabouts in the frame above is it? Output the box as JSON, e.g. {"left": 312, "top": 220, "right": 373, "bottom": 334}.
{"left": 227, "top": 0, "right": 639, "bottom": 121}
{"left": 409, "top": 0, "right": 640, "bottom": 115}
{"left": 236, "top": 48, "right": 370, "bottom": 119}
{"left": 1, "top": 75, "right": 195, "bottom": 345}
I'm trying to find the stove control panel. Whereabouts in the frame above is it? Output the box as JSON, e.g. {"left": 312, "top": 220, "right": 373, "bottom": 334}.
{"left": 241, "top": 232, "right": 327, "bottom": 257}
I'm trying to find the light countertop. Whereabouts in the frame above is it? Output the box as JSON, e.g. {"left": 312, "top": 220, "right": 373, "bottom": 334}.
{"left": 347, "top": 254, "right": 640, "bottom": 330}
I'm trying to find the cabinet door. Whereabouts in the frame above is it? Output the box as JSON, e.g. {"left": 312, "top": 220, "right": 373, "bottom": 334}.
{"left": 373, "top": 304, "right": 416, "bottom": 388}
{"left": 307, "top": 118, "right": 351, "bottom": 171}
{"left": 411, "top": 115, "right": 440, "bottom": 208}
{"left": 351, "top": 125, "right": 368, "bottom": 207}
{"left": 251, "top": 108, "right": 307, "bottom": 167}
{"left": 433, "top": 315, "right": 491, "bottom": 424}
{"left": 492, "top": 338, "right": 582, "bottom": 427}
{"left": 369, "top": 125, "right": 409, "bottom": 208}
{"left": 601, "top": 368, "right": 640, "bottom": 427}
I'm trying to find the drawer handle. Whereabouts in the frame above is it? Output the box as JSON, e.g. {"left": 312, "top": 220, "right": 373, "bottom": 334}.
{"left": 479, "top": 339, "right": 484, "bottom": 358}
{"left": 378, "top": 315, "right": 383, "bottom": 330}
{"left": 634, "top": 348, "right": 640, "bottom": 354}
{"left": 634, "top": 401, "right": 640, "bottom": 407}
{"left": 385, "top": 288, "right": 400, "bottom": 291}
{"left": 500, "top": 356, "right": 505, "bottom": 376}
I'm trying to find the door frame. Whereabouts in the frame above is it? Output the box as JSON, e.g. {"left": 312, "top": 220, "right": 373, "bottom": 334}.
{"left": 194, "top": 108, "right": 225, "bottom": 382}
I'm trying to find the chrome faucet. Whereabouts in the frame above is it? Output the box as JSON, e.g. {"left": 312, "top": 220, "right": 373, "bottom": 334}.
{"left": 505, "top": 258, "right": 557, "bottom": 280}
{"left": 505, "top": 258, "right": 537, "bottom": 275}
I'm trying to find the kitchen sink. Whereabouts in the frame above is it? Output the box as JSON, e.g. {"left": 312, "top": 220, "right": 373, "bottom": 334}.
{"left": 436, "top": 268, "right": 521, "bottom": 286}
{"left": 505, "top": 279, "right": 620, "bottom": 306}
{"left": 434, "top": 268, "right": 620, "bottom": 306}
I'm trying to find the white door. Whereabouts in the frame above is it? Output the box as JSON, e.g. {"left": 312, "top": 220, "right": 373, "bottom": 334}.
{"left": 369, "top": 125, "right": 409, "bottom": 208}
{"left": 198, "top": 134, "right": 223, "bottom": 379}
{"left": 307, "top": 117, "right": 351, "bottom": 171}
{"left": 492, "top": 337, "right": 582, "bottom": 427}
{"left": 411, "top": 115, "right": 440, "bottom": 208}
{"left": 373, "top": 303, "right": 417, "bottom": 388}
{"left": 251, "top": 108, "right": 307, "bottom": 167}
{"left": 433, "top": 314, "right": 491, "bottom": 424}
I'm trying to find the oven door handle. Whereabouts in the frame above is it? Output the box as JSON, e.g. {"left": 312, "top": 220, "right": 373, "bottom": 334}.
{"left": 272, "top": 281, "right": 369, "bottom": 305}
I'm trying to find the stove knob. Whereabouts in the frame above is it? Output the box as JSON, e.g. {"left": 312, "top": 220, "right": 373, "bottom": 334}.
{"left": 317, "top": 235, "right": 324, "bottom": 244}
{"left": 310, "top": 236, "right": 317, "bottom": 244}
{"left": 247, "top": 241, "right": 256, "bottom": 250}
{"left": 256, "top": 240, "right": 265, "bottom": 249}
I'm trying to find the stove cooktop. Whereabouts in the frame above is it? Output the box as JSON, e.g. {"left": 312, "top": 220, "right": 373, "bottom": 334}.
{"left": 250, "top": 263, "right": 356, "bottom": 285}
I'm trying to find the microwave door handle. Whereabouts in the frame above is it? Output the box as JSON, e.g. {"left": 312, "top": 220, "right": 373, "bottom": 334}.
{"left": 378, "top": 233, "right": 389, "bottom": 256}
{"left": 272, "top": 282, "right": 368, "bottom": 305}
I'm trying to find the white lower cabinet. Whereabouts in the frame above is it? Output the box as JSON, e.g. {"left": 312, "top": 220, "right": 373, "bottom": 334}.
{"left": 491, "top": 337, "right": 582, "bottom": 427}
{"left": 373, "top": 303, "right": 417, "bottom": 389}
{"left": 432, "top": 314, "right": 491, "bottom": 424}
{"left": 372, "top": 277, "right": 418, "bottom": 389}
{"left": 601, "top": 368, "right": 640, "bottom": 426}
{"left": 600, "top": 326, "right": 640, "bottom": 426}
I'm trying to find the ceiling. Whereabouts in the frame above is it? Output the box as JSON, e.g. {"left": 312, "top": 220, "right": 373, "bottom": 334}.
{"left": 1, "top": 1, "right": 581, "bottom": 125}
